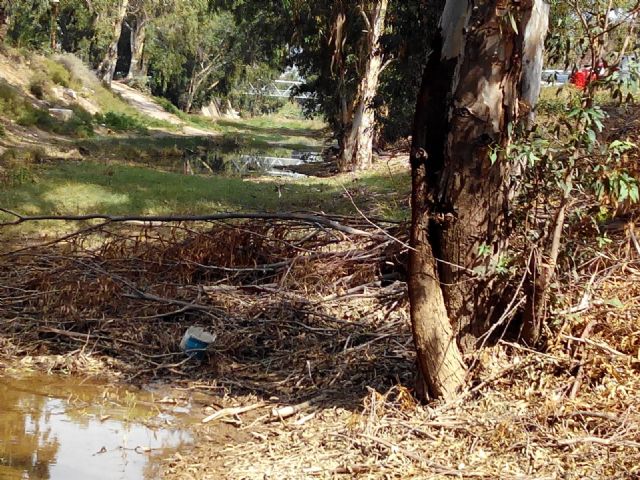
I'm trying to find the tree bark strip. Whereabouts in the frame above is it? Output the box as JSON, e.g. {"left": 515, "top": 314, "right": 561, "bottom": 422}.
{"left": 127, "top": 10, "right": 148, "bottom": 78}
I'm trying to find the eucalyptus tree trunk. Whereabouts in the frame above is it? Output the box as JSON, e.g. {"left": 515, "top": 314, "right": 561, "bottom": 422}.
{"left": 96, "top": 0, "right": 130, "bottom": 85}
{"left": 409, "top": 0, "right": 549, "bottom": 400}
{"left": 127, "top": 11, "right": 148, "bottom": 78}
{"left": 339, "top": 0, "right": 389, "bottom": 172}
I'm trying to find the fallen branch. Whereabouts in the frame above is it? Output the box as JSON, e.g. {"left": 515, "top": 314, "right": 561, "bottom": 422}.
{"left": 562, "top": 334, "right": 631, "bottom": 359}
{"left": 270, "top": 398, "right": 320, "bottom": 420}
{"left": 360, "top": 434, "right": 490, "bottom": 478}
{"left": 0, "top": 208, "right": 379, "bottom": 237}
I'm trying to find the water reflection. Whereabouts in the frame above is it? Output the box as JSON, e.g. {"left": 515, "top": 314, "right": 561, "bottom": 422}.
{"left": 149, "top": 147, "right": 323, "bottom": 178}
{"left": 0, "top": 375, "right": 192, "bottom": 480}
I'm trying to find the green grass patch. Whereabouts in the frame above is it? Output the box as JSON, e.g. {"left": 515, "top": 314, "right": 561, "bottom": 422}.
{"left": 214, "top": 110, "right": 328, "bottom": 152}
{"left": 40, "top": 57, "right": 82, "bottom": 90}
{"left": 76, "top": 135, "right": 235, "bottom": 162}
{"left": 0, "top": 157, "right": 410, "bottom": 238}
{"left": 0, "top": 80, "right": 94, "bottom": 137}
{"left": 0, "top": 147, "right": 44, "bottom": 187}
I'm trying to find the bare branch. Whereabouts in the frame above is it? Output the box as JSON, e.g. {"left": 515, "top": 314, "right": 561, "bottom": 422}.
{"left": 0, "top": 209, "right": 382, "bottom": 238}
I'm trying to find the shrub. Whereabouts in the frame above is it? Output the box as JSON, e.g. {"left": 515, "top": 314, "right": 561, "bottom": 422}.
{"left": 17, "top": 108, "right": 54, "bottom": 129}
{"left": 29, "top": 72, "right": 53, "bottom": 100}
{"left": 156, "top": 97, "right": 181, "bottom": 115}
{"left": 59, "top": 106, "right": 94, "bottom": 138}
{"left": 56, "top": 54, "right": 97, "bottom": 91}
{"left": 95, "top": 111, "right": 145, "bottom": 132}
{"left": 43, "top": 58, "right": 72, "bottom": 87}
{"left": 0, "top": 148, "right": 43, "bottom": 186}
{"left": 0, "top": 80, "right": 32, "bottom": 118}
{"left": 17, "top": 104, "right": 95, "bottom": 138}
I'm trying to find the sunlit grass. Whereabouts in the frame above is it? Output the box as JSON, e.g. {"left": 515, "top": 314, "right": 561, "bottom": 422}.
{"left": 0, "top": 156, "right": 410, "bottom": 240}
{"left": 214, "top": 105, "right": 328, "bottom": 151}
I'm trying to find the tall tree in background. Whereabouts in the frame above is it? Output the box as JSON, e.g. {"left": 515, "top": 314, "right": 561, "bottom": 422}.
{"left": 291, "top": 0, "right": 391, "bottom": 171}
{"left": 96, "top": 0, "right": 129, "bottom": 84}
{"left": 408, "top": 0, "right": 550, "bottom": 400}
{"left": 125, "top": 0, "right": 149, "bottom": 78}
{"left": 339, "top": 0, "right": 389, "bottom": 171}
{"left": 146, "top": 1, "right": 237, "bottom": 112}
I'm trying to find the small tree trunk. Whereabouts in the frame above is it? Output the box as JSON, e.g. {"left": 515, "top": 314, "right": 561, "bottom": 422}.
{"left": 409, "top": 149, "right": 466, "bottom": 401}
{"left": 409, "top": 0, "right": 549, "bottom": 399}
{"left": 96, "top": 0, "right": 130, "bottom": 85}
{"left": 127, "top": 12, "right": 147, "bottom": 78}
{"left": 338, "top": 0, "right": 388, "bottom": 172}
{"left": 184, "top": 79, "right": 196, "bottom": 113}
{"left": 0, "top": 7, "right": 9, "bottom": 41}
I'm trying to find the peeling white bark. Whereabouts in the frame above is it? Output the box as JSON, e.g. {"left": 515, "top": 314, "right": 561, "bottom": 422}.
{"left": 410, "top": 0, "right": 551, "bottom": 397}
{"left": 340, "top": 0, "right": 389, "bottom": 171}
{"left": 521, "top": 0, "right": 550, "bottom": 117}
{"left": 440, "top": 0, "right": 470, "bottom": 60}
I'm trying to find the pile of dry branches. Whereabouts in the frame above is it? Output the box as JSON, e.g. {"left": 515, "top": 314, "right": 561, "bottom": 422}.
{"left": 0, "top": 215, "right": 412, "bottom": 398}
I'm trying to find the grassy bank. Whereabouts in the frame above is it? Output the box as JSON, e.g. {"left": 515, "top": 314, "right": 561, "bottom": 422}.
{"left": 0, "top": 155, "right": 410, "bottom": 238}
{"left": 214, "top": 106, "right": 328, "bottom": 152}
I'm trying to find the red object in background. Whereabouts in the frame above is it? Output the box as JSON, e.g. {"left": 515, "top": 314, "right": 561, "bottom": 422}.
{"left": 570, "top": 61, "right": 606, "bottom": 90}
{"left": 572, "top": 70, "right": 589, "bottom": 89}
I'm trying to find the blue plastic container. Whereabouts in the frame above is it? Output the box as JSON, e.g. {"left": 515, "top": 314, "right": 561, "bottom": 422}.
{"left": 180, "top": 327, "right": 216, "bottom": 360}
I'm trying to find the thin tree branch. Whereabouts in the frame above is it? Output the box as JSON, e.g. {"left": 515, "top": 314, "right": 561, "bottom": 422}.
{"left": 0, "top": 209, "right": 381, "bottom": 237}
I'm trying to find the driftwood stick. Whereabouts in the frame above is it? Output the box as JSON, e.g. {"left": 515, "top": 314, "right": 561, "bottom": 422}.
{"left": 271, "top": 399, "right": 315, "bottom": 420}
{"left": 556, "top": 436, "right": 640, "bottom": 448}
{"left": 202, "top": 402, "right": 266, "bottom": 424}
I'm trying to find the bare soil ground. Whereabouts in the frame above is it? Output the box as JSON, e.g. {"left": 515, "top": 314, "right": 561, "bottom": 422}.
{"left": 110, "top": 81, "right": 215, "bottom": 136}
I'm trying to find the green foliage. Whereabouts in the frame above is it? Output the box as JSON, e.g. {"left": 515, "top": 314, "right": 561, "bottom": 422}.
{"left": 95, "top": 111, "right": 146, "bottom": 132}
{"left": 146, "top": 3, "right": 240, "bottom": 111}
{"left": 546, "top": 0, "right": 639, "bottom": 71}
{"left": 227, "top": 64, "right": 285, "bottom": 116}
{"left": 155, "top": 97, "right": 181, "bottom": 115}
{"left": 61, "top": 106, "right": 95, "bottom": 137}
{"left": 377, "top": 1, "right": 441, "bottom": 143}
{"left": 0, "top": 84, "right": 48, "bottom": 133}
{"left": 593, "top": 140, "right": 640, "bottom": 206}
{"left": 28, "top": 57, "right": 82, "bottom": 100}
{"left": 41, "top": 57, "right": 78, "bottom": 88}
{"left": 5, "top": 0, "right": 51, "bottom": 49}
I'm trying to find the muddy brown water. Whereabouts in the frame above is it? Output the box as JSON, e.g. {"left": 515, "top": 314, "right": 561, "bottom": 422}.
{"left": 0, "top": 373, "right": 195, "bottom": 480}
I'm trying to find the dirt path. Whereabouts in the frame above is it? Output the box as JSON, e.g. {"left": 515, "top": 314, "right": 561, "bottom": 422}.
{"left": 111, "top": 81, "right": 215, "bottom": 136}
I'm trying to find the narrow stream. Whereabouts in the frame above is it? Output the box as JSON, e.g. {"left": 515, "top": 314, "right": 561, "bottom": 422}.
{"left": 146, "top": 148, "right": 323, "bottom": 178}
{"left": 0, "top": 374, "right": 194, "bottom": 480}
